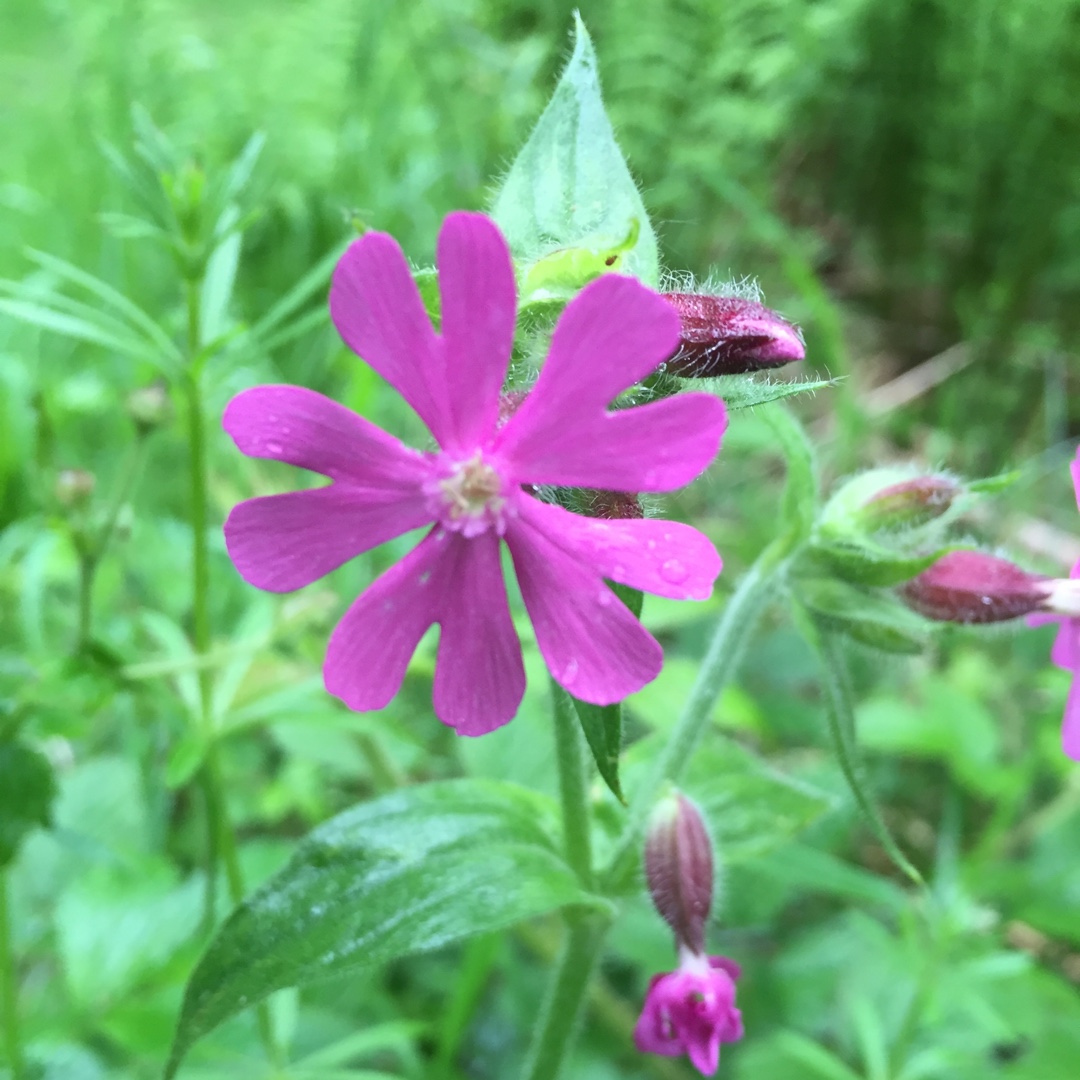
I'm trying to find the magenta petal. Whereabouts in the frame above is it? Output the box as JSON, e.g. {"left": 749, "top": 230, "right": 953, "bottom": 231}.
{"left": 330, "top": 232, "right": 450, "bottom": 445}
{"left": 223, "top": 385, "right": 430, "bottom": 487}
{"left": 496, "top": 274, "right": 682, "bottom": 465}
{"left": 1063, "top": 675, "right": 1080, "bottom": 761}
{"left": 516, "top": 496, "right": 721, "bottom": 601}
{"left": 324, "top": 530, "right": 447, "bottom": 712}
{"left": 437, "top": 213, "right": 517, "bottom": 450}
{"left": 686, "top": 1032, "right": 721, "bottom": 1077}
{"left": 1051, "top": 618, "right": 1080, "bottom": 671}
{"left": 225, "top": 486, "right": 433, "bottom": 593}
{"left": 709, "top": 956, "right": 742, "bottom": 980}
{"left": 432, "top": 531, "right": 525, "bottom": 735}
{"left": 505, "top": 392, "right": 726, "bottom": 492}
{"left": 506, "top": 514, "right": 663, "bottom": 704}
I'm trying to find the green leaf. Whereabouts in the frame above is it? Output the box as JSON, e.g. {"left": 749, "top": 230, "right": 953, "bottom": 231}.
{"left": 706, "top": 374, "right": 838, "bottom": 410}
{"left": 0, "top": 738, "right": 56, "bottom": 867}
{"left": 682, "top": 738, "right": 835, "bottom": 863}
{"left": 573, "top": 699, "right": 624, "bottom": 803}
{"left": 490, "top": 13, "right": 659, "bottom": 287}
{"left": 25, "top": 248, "right": 183, "bottom": 364}
{"left": 569, "top": 583, "right": 641, "bottom": 803}
{"left": 762, "top": 404, "right": 818, "bottom": 546}
{"left": 807, "top": 538, "right": 958, "bottom": 588}
{"left": 165, "top": 780, "right": 607, "bottom": 1077}
{"left": 794, "top": 577, "right": 932, "bottom": 655}
{"left": 0, "top": 296, "right": 159, "bottom": 365}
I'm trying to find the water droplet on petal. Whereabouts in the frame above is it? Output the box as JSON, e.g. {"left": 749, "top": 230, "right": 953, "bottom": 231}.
{"left": 266, "top": 440, "right": 284, "bottom": 455}
{"left": 647, "top": 539, "right": 657, "bottom": 550}
{"left": 598, "top": 591, "right": 612, "bottom": 607}
{"left": 562, "top": 658, "right": 579, "bottom": 685}
{"left": 660, "top": 558, "right": 688, "bottom": 585}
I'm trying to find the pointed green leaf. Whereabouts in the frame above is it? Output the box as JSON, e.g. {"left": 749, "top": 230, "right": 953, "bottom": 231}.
{"left": 794, "top": 577, "right": 932, "bottom": 655}
{"left": 808, "top": 538, "right": 960, "bottom": 588}
{"left": 0, "top": 738, "right": 56, "bottom": 867}
{"left": 706, "top": 374, "right": 838, "bottom": 410}
{"left": 491, "top": 13, "right": 659, "bottom": 287}
{"left": 573, "top": 699, "right": 625, "bottom": 803}
{"left": 164, "top": 780, "right": 607, "bottom": 1077}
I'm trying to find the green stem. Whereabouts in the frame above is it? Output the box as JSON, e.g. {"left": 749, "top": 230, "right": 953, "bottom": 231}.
{"left": 1, "top": 874, "right": 25, "bottom": 1080}
{"left": 602, "top": 540, "right": 788, "bottom": 889}
{"left": 75, "top": 441, "right": 147, "bottom": 651}
{"left": 551, "top": 683, "right": 593, "bottom": 888}
{"left": 183, "top": 281, "right": 282, "bottom": 1070}
{"left": 516, "top": 683, "right": 604, "bottom": 1080}
{"left": 518, "top": 918, "right": 609, "bottom": 1080}
{"left": 76, "top": 553, "right": 95, "bottom": 652}
{"left": 816, "top": 630, "right": 924, "bottom": 886}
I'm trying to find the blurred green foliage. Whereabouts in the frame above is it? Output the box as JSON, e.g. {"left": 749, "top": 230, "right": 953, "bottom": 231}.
{"left": 1, "top": 1, "right": 1079, "bottom": 1079}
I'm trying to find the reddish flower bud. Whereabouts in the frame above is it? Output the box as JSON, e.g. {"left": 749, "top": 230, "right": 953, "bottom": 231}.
{"left": 55, "top": 469, "right": 96, "bottom": 508}
{"left": 662, "top": 293, "right": 805, "bottom": 377}
{"left": 645, "top": 792, "right": 714, "bottom": 955}
{"left": 857, "top": 475, "right": 962, "bottom": 531}
{"left": 900, "top": 551, "right": 1051, "bottom": 624}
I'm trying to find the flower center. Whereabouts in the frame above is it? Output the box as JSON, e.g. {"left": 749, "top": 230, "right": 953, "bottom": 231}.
{"left": 428, "top": 452, "right": 510, "bottom": 537}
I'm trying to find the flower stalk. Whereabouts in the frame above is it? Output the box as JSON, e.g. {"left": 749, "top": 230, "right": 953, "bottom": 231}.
{"left": 1, "top": 874, "right": 24, "bottom": 1080}
{"left": 603, "top": 537, "right": 789, "bottom": 889}
{"left": 182, "top": 278, "right": 282, "bottom": 1068}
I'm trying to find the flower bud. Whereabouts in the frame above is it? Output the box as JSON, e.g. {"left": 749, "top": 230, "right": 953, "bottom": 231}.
{"left": 900, "top": 551, "right": 1050, "bottom": 624}
{"left": 55, "top": 469, "right": 96, "bottom": 508}
{"left": 662, "top": 293, "right": 805, "bottom": 377}
{"left": 586, "top": 489, "right": 643, "bottom": 520}
{"left": 645, "top": 792, "right": 714, "bottom": 955}
{"left": 856, "top": 475, "right": 961, "bottom": 531}
{"left": 127, "top": 384, "right": 172, "bottom": 434}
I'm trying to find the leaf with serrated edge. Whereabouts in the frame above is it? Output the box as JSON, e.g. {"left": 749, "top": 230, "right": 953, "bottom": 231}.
{"left": 164, "top": 780, "right": 607, "bottom": 1077}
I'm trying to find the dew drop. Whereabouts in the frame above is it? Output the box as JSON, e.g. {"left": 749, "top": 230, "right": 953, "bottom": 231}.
{"left": 597, "top": 591, "right": 612, "bottom": 607}
{"left": 660, "top": 558, "right": 688, "bottom": 584}
{"left": 562, "top": 658, "right": 579, "bottom": 685}
{"left": 266, "top": 440, "right": 284, "bottom": 455}
{"left": 647, "top": 539, "right": 657, "bottom": 550}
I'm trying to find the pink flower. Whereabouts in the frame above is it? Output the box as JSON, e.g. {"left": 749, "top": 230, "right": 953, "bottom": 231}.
{"left": 634, "top": 951, "right": 744, "bottom": 1075}
{"left": 1028, "top": 448, "right": 1080, "bottom": 761}
{"left": 223, "top": 212, "right": 727, "bottom": 735}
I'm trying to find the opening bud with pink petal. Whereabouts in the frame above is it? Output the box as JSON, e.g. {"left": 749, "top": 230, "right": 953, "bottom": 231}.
{"left": 636, "top": 792, "right": 744, "bottom": 1075}
{"left": 662, "top": 293, "right": 805, "bottom": 378}
{"left": 899, "top": 551, "right": 1052, "bottom": 624}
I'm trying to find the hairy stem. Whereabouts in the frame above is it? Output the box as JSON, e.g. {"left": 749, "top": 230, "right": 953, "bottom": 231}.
{"left": 183, "top": 281, "right": 282, "bottom": 1068}
{"left": 516, "top": 684, "right": 604, "bottom": 1080}
{"left": 1, "top": 874, "right": 25, "bottom": 1080}
{"left": 817, "top": 630, "right": 923, "bottom": 886}
{"left": 603, "top": 540, "right": 788, "bottom": 888}
{"left": 552, "top": 683, "right": 593, "bottom": 888}
{"left": 518, "top": 918, "right": 608, "bottom": 1080}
